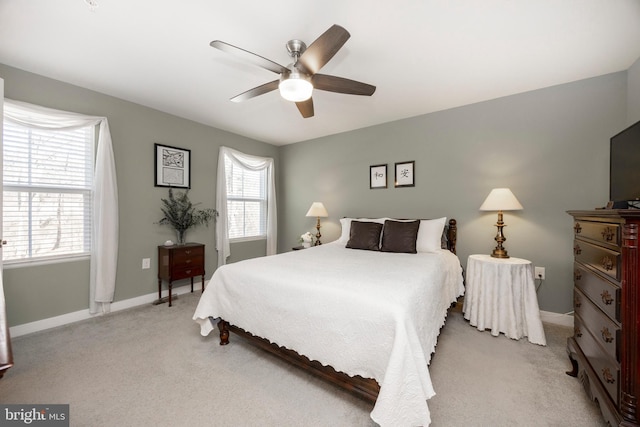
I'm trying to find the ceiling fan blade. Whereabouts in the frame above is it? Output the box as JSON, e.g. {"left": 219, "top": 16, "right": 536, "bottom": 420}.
{"left": 312, "top": 74, "right": 376, "bottom": 96}
{"left": 230, "top": 80, "right": 280, "bottom": 102}
{"left": 210, "top": 40, "right": 288, "bottom": 75}
{"left": 296, "top": 98, "right": 314, "bottom": 118}
{"left": 298, "top": 25, "right": 350, "bottom": 75}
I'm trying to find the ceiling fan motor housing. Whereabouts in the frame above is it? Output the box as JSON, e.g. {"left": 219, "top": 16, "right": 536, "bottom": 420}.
{"left": 286, "top": 39, "right": 307, "bottom": 60}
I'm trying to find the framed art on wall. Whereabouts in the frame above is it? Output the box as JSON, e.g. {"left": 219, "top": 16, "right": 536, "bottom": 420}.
{"left": 395, "top": 161, "right": 415, "bottom": 188}
{"left": 155, "top": 143, "right": 191, "bottom": 188}
{"left": 370, "top": 164, "right": 387, "bottom": 189}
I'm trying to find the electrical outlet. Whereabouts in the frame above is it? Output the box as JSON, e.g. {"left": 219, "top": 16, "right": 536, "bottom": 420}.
{"left": 142, "top": 258, "right": 151, "bottom": 269}
{"left": 535, "top": 266, "right": 545, "bottom": 280}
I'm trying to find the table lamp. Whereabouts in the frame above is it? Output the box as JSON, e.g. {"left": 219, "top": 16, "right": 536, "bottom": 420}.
{"left": 479, "top": 188, "right": 523, "bottom": 258}
{"left": 306, "top": 202, "right": 328, "bottom": 245}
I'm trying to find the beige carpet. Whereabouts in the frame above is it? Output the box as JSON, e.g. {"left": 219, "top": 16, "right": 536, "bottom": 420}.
{"left": 1, "top": 292, "right": 605, "bottom": 426}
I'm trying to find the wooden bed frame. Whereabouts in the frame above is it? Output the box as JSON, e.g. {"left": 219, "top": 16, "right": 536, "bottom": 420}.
{"left": 216, "top": 218, "right": 458, "bottom": 403}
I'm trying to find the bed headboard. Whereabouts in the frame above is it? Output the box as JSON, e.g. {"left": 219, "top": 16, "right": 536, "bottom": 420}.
{"left": 443, "top": 218, "right": 457, "bottom": 254}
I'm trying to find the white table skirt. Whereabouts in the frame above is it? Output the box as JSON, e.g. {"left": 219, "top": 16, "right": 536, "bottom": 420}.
{"left": 463, "top": 254, "right": 546, "bottom": 345}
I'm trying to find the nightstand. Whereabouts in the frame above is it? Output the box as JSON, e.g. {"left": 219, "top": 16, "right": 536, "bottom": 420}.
{"left": 157, "top": 243, "right": 205, "bottom": 307}
{"left": 462, "top": 254, "right": 546, "bottom": 345}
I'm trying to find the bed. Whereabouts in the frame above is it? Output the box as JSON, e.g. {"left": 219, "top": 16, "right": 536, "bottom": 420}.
{"left": 193, "top": 217, "right": 464, "bottom": 426}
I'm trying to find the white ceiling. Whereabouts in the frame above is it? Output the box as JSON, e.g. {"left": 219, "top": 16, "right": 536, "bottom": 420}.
{"left": 1, "top": 1, "right": 639, "bottom": 146}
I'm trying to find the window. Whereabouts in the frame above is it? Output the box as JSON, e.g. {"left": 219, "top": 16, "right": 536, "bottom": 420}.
{"left": 224, "top": 154, "right": 267, "bottom": 240}
{"left": 2, "top": 120, "right": 94, "bottom": 264}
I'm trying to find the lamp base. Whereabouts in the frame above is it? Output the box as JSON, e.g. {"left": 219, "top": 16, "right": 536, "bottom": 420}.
{"left": 315, "top": 217, "right": 322, "bottom": 245}
{"left": 490, "top": 248, "right": 510, "bottom": 259}
{"left": 490, "top": 211, "right": 510, "bottom": 258}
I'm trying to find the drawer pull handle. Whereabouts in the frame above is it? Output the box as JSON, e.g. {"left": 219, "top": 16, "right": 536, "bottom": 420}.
{"left": 601, "top": 327, "right": 614, "bottom": 343}
{"left": 574, "top": 270, "right": 582, "bottom": 281}
{"left": 574, "top": 294, "right": 581, "bottom": 308}
{"left": 601, "top": 227, "right": 615, "bottom": 242}
{"left": 601, "top": 256, "right": 614, "bottom": 271}
{"left": 185, "top": 259, "right": 192, "bottom": 264}
{"left": 185, "top": 250, "right": 192, "bottom": 254}
{"left": 573, "top": 244, "right": 582, "bottom": 256}
{"left": 601, "top": 290, "right": 613, "bottom": 305}
{"left": 574, "top": 327, "right": 582, "bottom": 338}
{"left": 602, "top": 368, "right": 615, "bottom": 384}
{"left": 185, "top": 270, "right": 191, "bottom": 274}
{"left": 574, "top": 223, "right": 582, "bottom": 234}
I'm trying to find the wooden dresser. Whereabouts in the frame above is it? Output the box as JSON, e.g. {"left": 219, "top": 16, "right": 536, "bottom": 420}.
{"left": 157, "top": 243, "right": 205, "bottom": 307}
{"left": 567, "top": 210, "right": 639, "bottom": 426}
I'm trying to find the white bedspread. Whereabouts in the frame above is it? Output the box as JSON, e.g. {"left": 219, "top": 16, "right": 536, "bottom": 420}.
{"left": 193, "top": 242, "right": 464, "bottom": 426}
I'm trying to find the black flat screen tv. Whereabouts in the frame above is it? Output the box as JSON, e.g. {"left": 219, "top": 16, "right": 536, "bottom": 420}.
{"left": 610, "top": 120, "right": 640, "bottom": 207}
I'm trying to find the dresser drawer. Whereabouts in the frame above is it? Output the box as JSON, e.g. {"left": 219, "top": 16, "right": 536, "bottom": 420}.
{"left": 574, "top": 289, "right": 620, "bottom": 361}
{"left": 171, "top": 254, "right": 204, "bottom": 269}
{"left": 573, "top": 221, "right": 620, "bottom": 248}
{"left": 172, "top": 266, "right": 205, "bottom": 281}
{"left": 574, "top": 263, "right": 620, "bottom": 322}
{"left": 172, "top": 246, "right": 205, "bottom": 264}
{"left": 574, "top": 314, "right": 620, "bottom": 405}
{"left": 573, "top": 240, "right": 620, "bottom": 282}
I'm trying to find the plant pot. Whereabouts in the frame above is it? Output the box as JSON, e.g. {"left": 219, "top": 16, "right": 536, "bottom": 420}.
{"left": 176, "top": 230, "right": 187, "bottom": 245}
{"left": 302, "top": 242, "right": 311, "bottom": 248}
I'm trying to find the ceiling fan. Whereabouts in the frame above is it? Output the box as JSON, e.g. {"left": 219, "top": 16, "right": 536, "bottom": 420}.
{"left": 210, "top": 24, "right": 376, "bottom": 118}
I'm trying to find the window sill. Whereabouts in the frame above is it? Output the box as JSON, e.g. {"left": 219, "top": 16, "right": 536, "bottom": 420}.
{"left": 229, "top": 236, "right": 267, "bottom": 244}
{"left": 2, "top": 254, "right": 90, "bottom": 269}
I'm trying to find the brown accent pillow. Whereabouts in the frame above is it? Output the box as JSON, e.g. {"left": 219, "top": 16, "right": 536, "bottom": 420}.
{"left": 380, "top": 220, "right": 420, "bottom": 254}
{"left": 346, "top": 220, "right": 383, "bottom": 251}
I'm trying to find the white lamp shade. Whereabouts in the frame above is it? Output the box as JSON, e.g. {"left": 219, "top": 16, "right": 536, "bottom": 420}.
{"left": 479, "top": 188, "right": 523, "bottom": 211}
{"left": 306, "top": 202, "right": 328, "bottom": 217}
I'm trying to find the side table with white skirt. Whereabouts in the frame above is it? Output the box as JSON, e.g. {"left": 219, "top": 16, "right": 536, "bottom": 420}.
{"left": 463, "top": 254, "right": 546, "bottom": 345}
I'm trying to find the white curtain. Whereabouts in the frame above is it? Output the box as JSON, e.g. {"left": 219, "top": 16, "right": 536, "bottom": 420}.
{"left": 216, "top": 146, "right": 276, "bottom": 266}
{"left": 4, "top": 99, "right": 119, "bottom": 315}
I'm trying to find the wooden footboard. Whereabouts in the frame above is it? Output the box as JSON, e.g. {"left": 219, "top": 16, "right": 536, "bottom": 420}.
{"left": 217, "top": 320, "right": 380, "bottom": 403}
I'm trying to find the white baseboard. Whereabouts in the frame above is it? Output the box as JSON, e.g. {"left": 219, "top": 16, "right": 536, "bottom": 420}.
{"left": 10, "top": 289, "right": 574, "bottom": 337}
{"left": 540, "top": 310, "right": 574, "bottom": 328}
{"left": 9, "top": 282, "right": 206, "bottom": 338}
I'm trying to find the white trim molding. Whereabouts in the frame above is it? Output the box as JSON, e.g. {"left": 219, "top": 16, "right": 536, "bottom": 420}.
{"left": 540, "top": 310, "right": 574, "bottom": 328}
{"left": 9, "top": 282, "right": 206, "bottom": 338}
{"left": 10, "top": 291, "right": 573, "bottom": 338}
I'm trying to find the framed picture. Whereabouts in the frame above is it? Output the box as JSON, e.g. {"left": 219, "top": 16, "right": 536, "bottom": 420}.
{"left": 154, "top": 143, "right": 191, "bottom": 188}
{"left": 395, "top": 161, "right": 415, "bottom": 188}
{"left": 370, "top": 164, "right": 387, "bottom": 189}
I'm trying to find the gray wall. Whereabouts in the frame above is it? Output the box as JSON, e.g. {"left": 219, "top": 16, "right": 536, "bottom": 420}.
{"left": 2, "top": 61, "right": 637, "bottom": 325}
{"left": 628, "top": 57, "right": 640, "bottom": 125}
{"left": 279, "top": 72, "right": 629, "bottom": 314}
{"left": 0, "top": 64, "right": 278, "bottom": 326}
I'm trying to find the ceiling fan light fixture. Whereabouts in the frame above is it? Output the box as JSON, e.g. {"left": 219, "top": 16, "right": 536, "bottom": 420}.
{"left": 279, "top": 70, "right": 313, "bottom": 102}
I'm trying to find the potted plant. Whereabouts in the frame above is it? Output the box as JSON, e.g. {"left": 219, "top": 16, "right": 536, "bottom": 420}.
{"left": 157, "top": 188, "right": 216, "bottom": 245}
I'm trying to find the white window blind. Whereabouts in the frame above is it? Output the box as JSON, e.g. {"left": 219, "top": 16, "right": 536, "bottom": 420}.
{"left": 2, "top": 121, "right": 94, "bottom": 263}
{"left": 224, "top": 155, "right": 267, "bottom": 240}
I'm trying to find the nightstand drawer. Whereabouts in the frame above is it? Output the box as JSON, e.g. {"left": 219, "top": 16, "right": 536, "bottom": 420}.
{"left": 172, "top": 266, "right": 205, "bottom": 281}
{"left": 573, "top": 221, "right": 620, "bottom": 248}
{"left": 574, "top": 263, "right": 620, "bottom": 322}
{"left": 172, "top": 246, "right": 204, "bottom": 263}
{"left": 573, "top": 240, "right": 620, "bottom": 282}
{"left": 574, "top": 289, "right": 620, "bottom": 361}
{"left": 172, "top": 254, "right": 204, "bottom": 268}
{"left": 574, "top": 314, "right": 619, "bottom": 406}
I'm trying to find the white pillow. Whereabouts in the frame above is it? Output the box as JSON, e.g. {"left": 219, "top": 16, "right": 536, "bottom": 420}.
{"left": 338, "top": 217, "right": 387, "bottom": 245}
{"left": 416, "top": 217, "right": 447, "bottom": 252}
